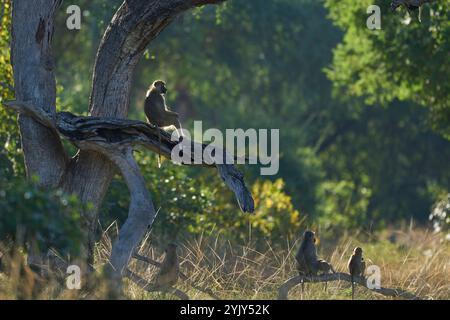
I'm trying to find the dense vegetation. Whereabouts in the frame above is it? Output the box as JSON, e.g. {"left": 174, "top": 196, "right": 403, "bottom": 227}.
{"left": 0, "top": 0, "right": 449, "bottom": 259}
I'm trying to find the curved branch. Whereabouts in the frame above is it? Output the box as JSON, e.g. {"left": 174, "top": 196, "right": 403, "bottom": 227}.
{"left": 101, "top": 148, "right": 156, "bottom": 278}
{"left": 60, "top": 113, "right": 253, "bottom": 212}
{"left": 278, "top": 273, "right": 423, "bottom": 300}
{"left": 2, "top": 101, "right": 254, "bottom": 213}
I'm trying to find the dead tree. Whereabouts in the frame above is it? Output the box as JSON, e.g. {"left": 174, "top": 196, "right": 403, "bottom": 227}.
{"left": 4, "top": 0, "right": 253, "bottom": 289}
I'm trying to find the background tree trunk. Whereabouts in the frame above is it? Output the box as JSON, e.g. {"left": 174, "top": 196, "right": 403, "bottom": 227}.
{"left": 11, "top": 0, "right": 67, "bottom": 188}
{"left": 11, "top": 0, "right": 67, "bottom": 269}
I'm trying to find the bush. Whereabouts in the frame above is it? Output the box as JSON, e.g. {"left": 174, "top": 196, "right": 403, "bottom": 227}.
{"left": 429, "top": 194, "right": 450, "bottom": 239}
{"left": 0, "top": 174, "right": 85, "bottom": 256}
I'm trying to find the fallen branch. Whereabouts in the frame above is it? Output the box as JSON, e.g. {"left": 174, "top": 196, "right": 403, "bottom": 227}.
{"left": 2, "top": 100, "right": 254, "bottom": 214}
{"left": 133, "top": 252, "right": 221, "bottom": 300}
{"left": 278, "top": 273, "right": 423, "bottom": 300}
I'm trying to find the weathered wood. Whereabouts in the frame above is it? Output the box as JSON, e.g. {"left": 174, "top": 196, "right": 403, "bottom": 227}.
{"left": 278, "top": 273, "right": 423, "bottom": 300}
{"left": 11, "top": 0, "right": 67, "bottom": 188}
{"left": 3, "top": 101, "right": 254, "bottom": 215}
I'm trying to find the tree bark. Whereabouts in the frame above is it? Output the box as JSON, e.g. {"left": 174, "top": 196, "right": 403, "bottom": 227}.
{"left": 11, "top": 0, "right": 67, "bottom": 188}
{"left": 10, "top": 0, "right": 67, "bottom": 270}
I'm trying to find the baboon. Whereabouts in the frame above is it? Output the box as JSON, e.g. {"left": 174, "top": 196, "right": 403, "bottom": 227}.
{"left": 144, "top": 80, "right": 183, "bottom": 167}
{"left": 348, "top": 247, "right": 366, "bottom": 299}
{"left": 145, "top": 80, "right": 183, "bottom": 132}
{"left": 296, "top": 230, "right": 335, "bottom": 275}
{"left": 295, "top": 230, "right": 335, "bottom": 293}
{"left": 154, "top": 243, "right": 179, "bottom": 289}
{"left": 295, "top": 230, "right": 318, "bottom": 276}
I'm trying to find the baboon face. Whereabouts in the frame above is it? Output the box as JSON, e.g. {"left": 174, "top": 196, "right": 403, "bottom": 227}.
{"left": 304, "top": 230, "right": 316, "bottom": 243}
{"left": 153, "top": 80, "right": 167, "bottom": 94}
{"left": 353, "top": 247, "right": 363, "bottom": 256}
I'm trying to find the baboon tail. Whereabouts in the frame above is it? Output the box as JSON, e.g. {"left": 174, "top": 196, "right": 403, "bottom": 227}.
{"left": 351, "top": 275, "right": 355, "bottom": 300}
{"left": 158, "top": 129, "right": 162, "bottom": 168}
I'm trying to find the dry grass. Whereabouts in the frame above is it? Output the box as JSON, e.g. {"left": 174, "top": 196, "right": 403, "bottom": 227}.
{"left": 1, "top": 225, "right": 449, "bottom": 300}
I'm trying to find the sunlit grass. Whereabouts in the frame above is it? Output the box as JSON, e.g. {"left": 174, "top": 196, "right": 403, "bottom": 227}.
{"left": 0, "top": 226, "right": 449, "bottom": 300}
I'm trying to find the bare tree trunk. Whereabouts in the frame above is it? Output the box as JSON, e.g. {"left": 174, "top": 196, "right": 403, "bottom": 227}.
{"left": 11, "top": 0, "right": 67, "bottom": 270}
{"left": 11, "top": 0, "right": 67, "bottom": 188}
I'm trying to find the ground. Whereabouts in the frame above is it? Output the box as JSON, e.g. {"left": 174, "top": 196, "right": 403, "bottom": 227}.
{"left": 0, "top": 227, "right": 448, "bottom": 300}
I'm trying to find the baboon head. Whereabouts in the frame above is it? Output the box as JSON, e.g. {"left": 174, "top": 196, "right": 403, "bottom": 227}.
{"left": 353, "top": 247, "right": 363, "bottom": 256}
{"left": 152, "top": 80, "right": 167, "bottom": 94}
{"left": 303, "top": 230, "right": 316, "bottom": 244}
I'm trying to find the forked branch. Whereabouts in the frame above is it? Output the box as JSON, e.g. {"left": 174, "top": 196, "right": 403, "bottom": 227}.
{"left": 2, "top": 100, "right": 254, "bottom": 214}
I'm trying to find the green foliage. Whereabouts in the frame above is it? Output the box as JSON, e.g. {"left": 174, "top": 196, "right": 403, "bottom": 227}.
{"left": 324, "top": 0, "right": 450, "bottom": 137}
{"left": 102, "top": 152, "right": 302, "bottom": 246}
{"left": 249, "top": 179, "right": 302, "bottom": 242}
{"left": 429, "top": 193, "right": 450, "bottom": 236}
{"left": 0, "top": 174, "right": 85, "bottom": 256}
{"left": 317, "top": 179, "right": 372, "bottom": 230}
{"left": 1, "top": 0, "right": 450, "bottom": 253}
{"left": 102, "top": 153, "right": 217, "bottom": 243}
{"left": 0, "top": 0, "right": 23, "bottom": 177}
